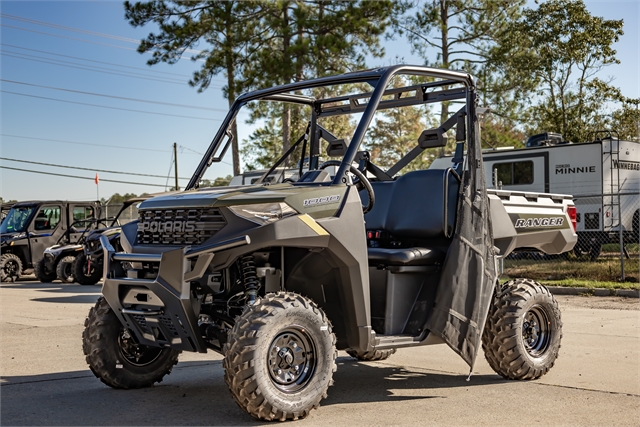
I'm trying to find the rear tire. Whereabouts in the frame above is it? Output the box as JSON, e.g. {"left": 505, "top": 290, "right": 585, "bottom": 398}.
{"left": 82, "top": 297, "right": 180, "bottom": 389}
{"left": 482, "top": 278, "right": 562, "bottom": 380}
{"left": 56, "top": 256, "right": 76, "bottom": 283}
{"left": 34, "top": 257, "right": 57, "bottom": 282}
{"left": 0, "top": 253, "right": 22, "bottom": 282}
{"left": 223, "top": 292, "right": 337, "bottom": 421}
{"left": 347, "top": 348, "right": 396, "bottom": 361}
{"left": 73, "top": 254, "right": 102, "bottom": 285}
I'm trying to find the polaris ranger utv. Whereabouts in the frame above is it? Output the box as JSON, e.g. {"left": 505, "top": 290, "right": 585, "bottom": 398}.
{"left": 1, "top": 200, "right": 101, "bottom": 282}
{"left": 83, "top": 65, "right": 577, "bottom": 421}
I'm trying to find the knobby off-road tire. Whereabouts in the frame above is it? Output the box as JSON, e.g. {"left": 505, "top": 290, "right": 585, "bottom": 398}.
{"left": 56, "top": 256, "right": 76, "bottom": 283}
{"left": 347, "top": 348, "right": 396, "bottom": 361}
{"left": 82, "top": 297, "right": 180, "bottom": 389}
{"left": 0, "top": 253, "right": 22, "bottom": 282}
{"left": 74, "top": 253, "right": 102, "bottom": 285}
{"left": 34, "top": 257, "right": 57, "bottom": 282}
{"left": 482, "top": 278, "right": 562, "bottom": 380}
{"left": 223, "top": 292, "right": 337, "bottom": 421}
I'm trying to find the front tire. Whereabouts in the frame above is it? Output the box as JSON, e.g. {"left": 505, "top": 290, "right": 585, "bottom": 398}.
{"left": 482, "top": 278, "right": 562, "bottom": 380}
{"left": 223, "top": 292, "right": 337, "bottom": 421}
{"left": 0, "top": 253, "right": 22, "bottom": 282}
{"left": 34, "top": 258, "right": 57, "bottom": 282}
{"left": 73, "top": 254, "right": 102, "bottom": 285}
{"left": 82, "top": 297, "right": 180, "bottom": 389}
{"left": 56, "top": 256, "right": 76, "bottom": 283}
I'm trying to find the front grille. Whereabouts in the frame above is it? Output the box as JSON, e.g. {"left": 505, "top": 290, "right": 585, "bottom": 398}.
{"left": 137, "top": 208, "right": 226, "bottom": 245}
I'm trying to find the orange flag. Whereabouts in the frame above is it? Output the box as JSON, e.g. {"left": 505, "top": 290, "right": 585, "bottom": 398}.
{"left": 94, "top": 173, "right": 99, "bottom": 185}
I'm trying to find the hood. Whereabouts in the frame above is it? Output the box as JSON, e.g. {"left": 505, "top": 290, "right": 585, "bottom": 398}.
{"left": 1, "top": 232, "right": 27, "bottom": 245}
{"left": 86, "top": 226, "right": 122, "bottom": 242}
{"left": 137, "top": 183, "right": 348, "bottom": 219}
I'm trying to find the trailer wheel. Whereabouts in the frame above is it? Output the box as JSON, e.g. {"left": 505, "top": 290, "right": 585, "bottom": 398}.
{"left": 82, "top": 297, "right": 180, "bottom": 389}
{"left": 223, "top": 292, "right": 337, "bottom": 421}
{"left": 56, "top": 256, "right": 76, "bottom": 283}
{"left": 34, "top": 258, "right": 57, "bottom": 282}
{"left": 482, "top": 278, "right": 562, "bottom": 380}
{"left": 347, "top": 348, "right": 396, "bottom": 361}
{"left": 74, "top": 254, "right": 102, "bottom": 285}
{"left": 0, "top": 253, "right": 22, "bottom": 282}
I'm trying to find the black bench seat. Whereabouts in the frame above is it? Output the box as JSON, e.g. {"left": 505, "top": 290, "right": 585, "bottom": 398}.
{"left": 367, "top": 247, "right": 446, "bottom": 266}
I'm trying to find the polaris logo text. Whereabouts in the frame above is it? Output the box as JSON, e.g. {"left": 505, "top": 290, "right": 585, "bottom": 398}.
{"left": 303, "top": 195, "right": 341, "bottom": 207}
{"left": 514, "top": 217, "right": 564, "bottom": 228}
{"left": 138, "top": 221, "right": 196, "bottom": 233}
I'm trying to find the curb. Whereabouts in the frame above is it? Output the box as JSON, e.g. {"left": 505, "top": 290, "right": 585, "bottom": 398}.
{"left": 547, "top": 286, "right": 639, "bottom": 298}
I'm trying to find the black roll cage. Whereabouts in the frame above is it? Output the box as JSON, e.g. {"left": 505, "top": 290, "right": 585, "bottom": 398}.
{"left": 186, "top": 65, "right": 476, "bottom": 190}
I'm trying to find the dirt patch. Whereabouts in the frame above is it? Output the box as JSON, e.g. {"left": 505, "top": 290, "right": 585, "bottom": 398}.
{"left": 555, "top": 295, "right": 639, "bottom": 311}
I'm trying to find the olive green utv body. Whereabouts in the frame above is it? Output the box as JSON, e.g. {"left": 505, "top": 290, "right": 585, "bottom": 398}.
{"left": 83, "top": 65, "right": 576, "bottom": 421}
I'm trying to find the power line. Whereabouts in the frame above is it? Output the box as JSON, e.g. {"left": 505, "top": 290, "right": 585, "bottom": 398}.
{"left": 1, "top": 134, "right": 214, "bottom": 160}
{"left": 1, "top": 79, "right": 229, "bottom": 112}
{"left": 0, "top": 23, "right": 141, "bottom": 52}
{"left": 0, "top": 165, "right": 167, "bottom": 187}
{"left": 1, "top": 13, "right": 204, "bottom": 55}
{"left": 1, "top": 90, "right": 221, "bottom": 121}
{"left": 1, "top": 133, "right": 172, "bottom": 153}
{"left": 1, "top": 52, "right": 191, "bottom": 86}
{"left": 1, "top": 43, "right": 197, "bottom": 79}
{"left": 0, "top": 157, "right": 192, "bottom": 180}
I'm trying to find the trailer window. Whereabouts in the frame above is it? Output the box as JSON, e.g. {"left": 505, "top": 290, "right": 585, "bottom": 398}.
{"left": 493, "top": 161, "right": 534, "bottom": 185}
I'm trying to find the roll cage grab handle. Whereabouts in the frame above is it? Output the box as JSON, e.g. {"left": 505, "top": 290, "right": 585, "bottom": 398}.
{"left": 185, "top": 65, "right": 476, "bottom": 190}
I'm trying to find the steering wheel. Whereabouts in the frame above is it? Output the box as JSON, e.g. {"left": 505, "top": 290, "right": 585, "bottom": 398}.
{"left": 319, "top": 161, "right": 375, "bottom": 214}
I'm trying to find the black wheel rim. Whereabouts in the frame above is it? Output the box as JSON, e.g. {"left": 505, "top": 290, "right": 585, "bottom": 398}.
{"left": 3, "top": 259, "right": 18, "bottom": 276}
{"left": 267, "top": 326, "right": 317, "bottom": 393}
{"left": 522, "top": 305, "right": 551, "bottom": 357}
{"left": 118, "top": 329, "right": 163, "bottom": 367}
{"left": 64, "top": 264, "right": 73, "bottom": 279}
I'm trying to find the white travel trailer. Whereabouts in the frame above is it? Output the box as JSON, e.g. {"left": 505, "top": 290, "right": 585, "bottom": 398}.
{"left": 431, "top": 134, "right": 639, "bottom": 257}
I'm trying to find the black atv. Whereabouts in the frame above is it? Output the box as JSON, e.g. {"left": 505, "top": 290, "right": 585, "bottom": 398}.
{"left": 82, "top": 66, "right": 577, "bottom": 421}
{"left": 35, "top": 218, "right": 111, "bottom": 283}
{"left": 73, "top": 197, "right": 148, "bottom": 285}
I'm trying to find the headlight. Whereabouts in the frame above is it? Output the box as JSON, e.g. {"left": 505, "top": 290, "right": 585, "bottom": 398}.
{"left": 228, "top": 202, "right": 297, "bottom": 225}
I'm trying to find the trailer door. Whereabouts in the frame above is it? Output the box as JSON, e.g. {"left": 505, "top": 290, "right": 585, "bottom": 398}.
{"left": 484, "top": 152, "right": 548, "bottom": 193}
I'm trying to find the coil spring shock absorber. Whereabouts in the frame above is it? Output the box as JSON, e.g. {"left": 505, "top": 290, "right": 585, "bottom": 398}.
{"left": 240, "top": 255, "right": 259, "bottom": 305}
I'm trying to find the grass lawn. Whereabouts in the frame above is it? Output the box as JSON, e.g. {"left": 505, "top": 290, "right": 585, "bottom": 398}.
{"left": 503, "top": 250, "right": 639, "bottom": 290}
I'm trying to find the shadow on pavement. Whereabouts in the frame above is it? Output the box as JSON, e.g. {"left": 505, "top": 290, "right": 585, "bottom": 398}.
{"left": 1, "top": 357, "right": 504, "bottom": 426}
{"left": 2, "top": 280, "right": 101, "bottom": 295}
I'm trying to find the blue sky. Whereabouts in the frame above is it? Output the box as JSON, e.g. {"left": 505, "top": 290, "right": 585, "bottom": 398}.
{"left": 1, "top": 0, "right": 638, "bottom": 202}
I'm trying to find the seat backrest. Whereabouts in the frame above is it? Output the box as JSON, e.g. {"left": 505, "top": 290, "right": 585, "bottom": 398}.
{"left": 361, "top": 180, "right": 395, "bottom": 231}
{"left": 363, "top": 169, "right": 459, "bottom": 241}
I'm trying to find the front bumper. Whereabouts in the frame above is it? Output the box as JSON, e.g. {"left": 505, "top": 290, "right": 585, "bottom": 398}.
{"left": 99, "top": 234, "right": 250, "bottom": 353}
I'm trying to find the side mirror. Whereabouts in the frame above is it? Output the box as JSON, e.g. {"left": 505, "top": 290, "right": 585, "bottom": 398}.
{"left": 418, "top": 127, "right": 447, "bottom": 148}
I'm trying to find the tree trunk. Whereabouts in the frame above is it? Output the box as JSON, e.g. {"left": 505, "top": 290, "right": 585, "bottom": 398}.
{"left": 439, "top": 0, "right": 450, "bottom": 156}
{"left": 281, "top": 3, "right": 291, "bottom": 163}
{"left": 225, "top": 3, "right": 240, "bottom": 176}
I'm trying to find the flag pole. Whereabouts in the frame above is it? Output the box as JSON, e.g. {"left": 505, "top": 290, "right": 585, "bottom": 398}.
{"left": 95, "top": 173, "right": 100, "bottom": 204}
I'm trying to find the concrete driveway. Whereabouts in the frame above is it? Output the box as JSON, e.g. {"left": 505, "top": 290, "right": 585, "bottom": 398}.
{"left": 1, "top": 280, "right": 638, "bottom": 426}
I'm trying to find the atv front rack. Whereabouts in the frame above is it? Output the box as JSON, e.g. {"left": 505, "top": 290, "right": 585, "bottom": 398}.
{"left": 99, "top": 234, "right": 250, "bottom": 352}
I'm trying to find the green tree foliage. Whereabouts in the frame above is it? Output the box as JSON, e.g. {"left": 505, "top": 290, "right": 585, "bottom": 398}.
{"left": 399, "top": 0, "right": 525, "bottom": 151}
{"left": 124, "top": 1, "right": 396, "bottom": 173}
{"left": 610, "top": 100, "right": 640, "bottom": 141}
{"left": 124, "top": 1, "right": 263, "bottom": 176}
{"left": 201, "top": 175, "right": 233, "bottom": 187}
{"left": 491, "top": 0, "right": 628, "bottom": 142}
{"left": 243, "top": 1, "right": 396, "bottom": 162}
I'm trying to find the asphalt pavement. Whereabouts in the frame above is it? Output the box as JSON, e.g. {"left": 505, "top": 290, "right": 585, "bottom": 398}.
{"left": 1, "top": 280, "right": 639, "bottom": 426}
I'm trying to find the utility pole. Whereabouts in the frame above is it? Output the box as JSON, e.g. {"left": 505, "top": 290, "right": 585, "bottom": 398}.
{"left": 173, "top": 142, "right": 179, "bottom": 191}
